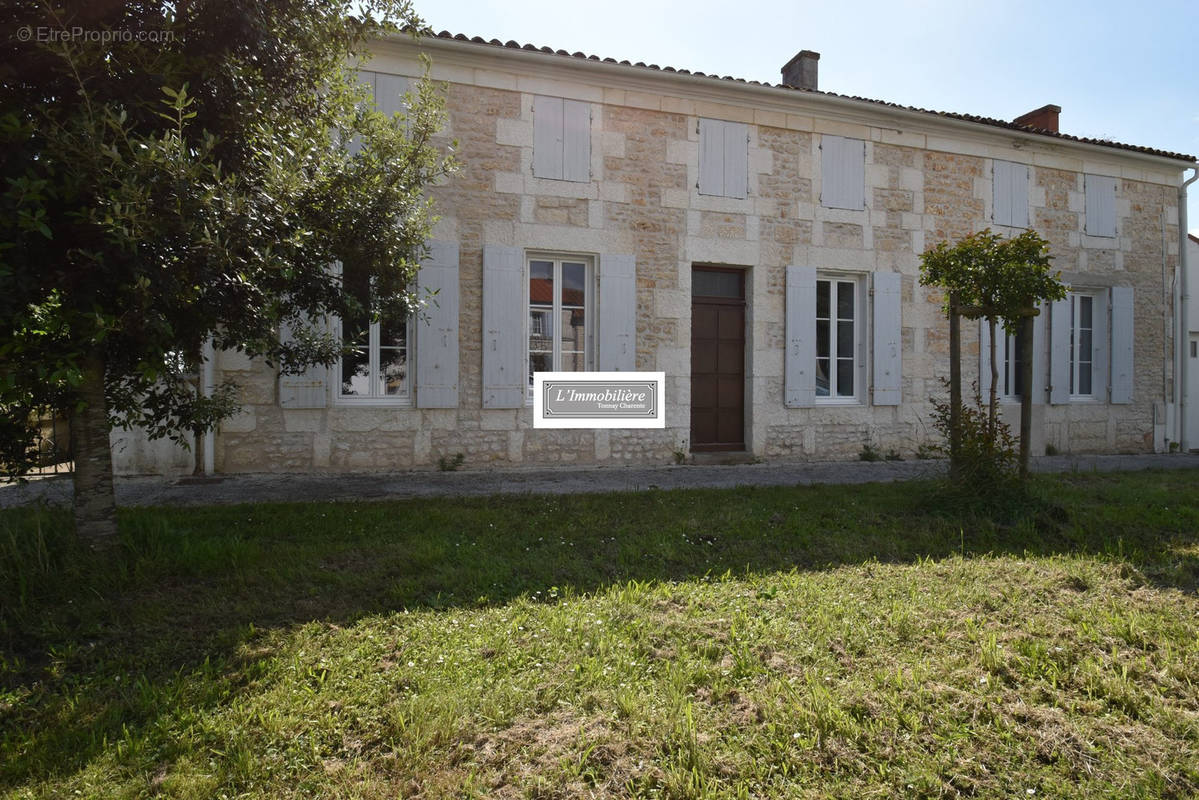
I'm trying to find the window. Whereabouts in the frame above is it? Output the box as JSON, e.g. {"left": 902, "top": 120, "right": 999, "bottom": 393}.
{"left": 1068, "top": 292, "right": 1095, "bottom": 397}
{"left": 338, "top": 261, "right": 411, "bottom": 401}
{"left": 820, "top": 135, "right": 865, "bottom": 210}
{"left": 698, "top": 118, "right": 748, "bottom": 199}
{"left": 993, "top": 160, "right": 1029, "bottom": 228}
{"left": 1001, "top": 327, "right": 1026, "bottom": 398}
{"left": 533, "top": 96, "right": 590, "bottom": 182}
{"left": 1085, "top": 174, "right": 1117, "bottom": 237}
{"left": 815, "top": 277, "right": 860, "bottom": 399}
{"left": 528, "top": 255, "right": 592, "bottom": 385}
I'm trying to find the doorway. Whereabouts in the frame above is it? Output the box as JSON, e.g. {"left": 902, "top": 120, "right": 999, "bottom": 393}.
{"left": 691, "top": 267, "right": 746, "bottom": 452}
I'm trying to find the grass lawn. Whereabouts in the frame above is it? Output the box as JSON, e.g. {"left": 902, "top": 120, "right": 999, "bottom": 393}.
{"left": 1, "top": 470, "right": 1198, "bottom": 798}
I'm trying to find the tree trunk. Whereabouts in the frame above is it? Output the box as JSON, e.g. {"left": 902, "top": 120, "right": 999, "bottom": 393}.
{"left": 1018, "top": 314, "right": 1035, "bottom": 480}
{"left": 988, "top": 317, "right": 999, "bottom": 441}
{"left": 949, "top": 293, "right": 961, "bottom": 476}
{"left": 70, "top": 353, "right": 118, "bottom": 543}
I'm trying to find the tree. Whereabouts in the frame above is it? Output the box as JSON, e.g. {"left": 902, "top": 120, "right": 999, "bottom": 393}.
{"left": 0, "top": 2, "right": 455, "bottom": 540}
{"left": 920, "top": 229, "right": 1066, "bottom": 479}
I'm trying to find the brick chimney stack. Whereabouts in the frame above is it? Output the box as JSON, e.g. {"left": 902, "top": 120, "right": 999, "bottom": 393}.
{"left": 781, "top": 50, "right": 820, "bottom": 91}
{"left": 1012, "top": 104, "right": 1061, "bottom": 133}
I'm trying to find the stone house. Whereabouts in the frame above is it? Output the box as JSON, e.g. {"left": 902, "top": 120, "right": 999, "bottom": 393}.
{"left": 115, "top": 32, "right": 1197, "bottom": 474}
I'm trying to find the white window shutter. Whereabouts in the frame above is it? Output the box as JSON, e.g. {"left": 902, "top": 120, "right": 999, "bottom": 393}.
{"left": 482, "top": 244, "right": 525, "bottom": 408}
{"left": 993, "top": 161, "right": 1028, "bottom": 227}
{"left": 722, "top": 121, "right": 748, "bottom": 199}
{"left": 822, "top": 135, "right": 864, "bottom": 210}
{"left": 562, "top": 99, "right": 591, "bottom": 183}
{"left": 348, "top": 70, "right": 377, "bottom": 157}
{"left": 698, "top": 118, "right": 724, "bottom": 196}
{"left": 785, "top": 265, "right": 817, "bottom": 407}
{"left": 1110, "top": 287, "right": 1134, "bottom": 404}
{"left": 1086, "top": 175, "right": 1117, "bottom": 237}
{"left": 374, "top": 73, "right": 412, "bottom": 118}
{"left": 978, "top": 318, "right": 993, "bottom": 400}
{"left": 533, "top": 96, "right": 565, "bottom": 180}
{"left": 599, "top": 253, "right": 636, "bottom": 371}
{"left": 1031, "top": 303, "right": 1048, "bottom": 402}
{"left": 278, "top": 315, "right": 328, "bottom": 409}
{"left": 1049, "top": 297, "right": 1071, "bottom": 404}
{"left": 1093, "top": 291, "right": 1110, "bottom": 402}
{"left": 872, "top": 271, "right": 902, "bottom": 405}
{"left": 415, "top": 241, "right": 459, "bottom": 408}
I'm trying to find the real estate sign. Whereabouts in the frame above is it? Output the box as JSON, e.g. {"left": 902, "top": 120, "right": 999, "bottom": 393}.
{"left": 533, "top": 372, "right": 665, "bottom": 428}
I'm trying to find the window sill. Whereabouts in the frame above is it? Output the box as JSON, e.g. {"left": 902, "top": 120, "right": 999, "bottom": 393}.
{"left": 335, "top": 397, "right": 414, "bottom": 408}
{"left": 815, "top": 398, "right": 862, "bottom": 407}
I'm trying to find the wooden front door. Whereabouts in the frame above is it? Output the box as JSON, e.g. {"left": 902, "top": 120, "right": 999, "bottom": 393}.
{"left": 691, "top": 268, "right": 745, "bottom": 451}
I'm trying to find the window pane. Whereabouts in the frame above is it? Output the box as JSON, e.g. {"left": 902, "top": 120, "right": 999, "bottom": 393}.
{"left": 559, "top": 309, "right": 585, "bottom": 355}
{"left": 562, "top": 262, "right": 586, "bottom": 307}
{"left": 529, "top": 308, "right": 552, "bottom": 351}
{"left": 837, "top": 281, "right": 855, "bottom": 321}
{"left": 1079, "top": 295, "right": 1092, "bottom": 329}
{"left": 816, "top": 281, "right": 830, "bottom": 319}
{"left": 836, "top": 359, "right": 854, "bottom": 397}
{"left": 378, "top": 348, "right": 407, "bottom": 396}
{"left": 341, "top": 346, "right": 370, "bottom": 396}
{"left": 560, "top": 351, "right": 586, "bottom": 372}
{"left": 341, "top": 262, "right": 371, "bottom": 345}
{"left": 816, "top": 358, "right": 830, "bottom": 397}
{"left": 837, "top": 320, "right": 854, "bottom": 358}
{"left": 816, "top": 318, "right": 829, "bottom": 360}
{"left": 530, "top": 260, "right": 553, "bottom": 305}
{"left": 529, "top": 351, "right": 552, "bottom": 383}
{"left": 1079, "top": 329, "right": 1092, "bottom": 361}
{"left": 1079, "top": 363, "right": 1092, "bottom": 395}
{"left": 693, "top": 269, "right": 743, "bottom": 299}
{"left": 380, "top": 317, "right": 407, "bottom": 349}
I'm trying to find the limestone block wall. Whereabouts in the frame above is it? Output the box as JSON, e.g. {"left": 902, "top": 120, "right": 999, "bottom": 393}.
{"left": 211, "top": 39, "right": 1183, "bottom": 473}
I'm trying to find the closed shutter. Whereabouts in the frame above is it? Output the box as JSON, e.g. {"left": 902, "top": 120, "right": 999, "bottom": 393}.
{"left": 1110, "top": 287, "right": 1134, "bottom": 404}
{"left": 821, "top": 135, "right": 865, "bottom": 210}
{"left": 598, "top": 253, "right": 636, "bottom": 371}
{"left": 374, "top": 73, "right": 412, "bottom": 118}
{"left": 698, "top": 118, "right": 725, "bottom": 196}
{"left": 533, "top": 96, "right": 565, "bottom": 180}
{"left": 1049, "top": 297, "right": 1071, "bottom": 404}
{"left": 1086, "top": 175, "right": 1117, "bottom": 237}
{"left": 871, "top": 271, "right": 902, "bottom": 405}
{"left": 993, "top": 160, "right": 1029, "bottom": 227}
{"left": 415, "top": 241, "right": 460, "bottom": 408}
{"left": 722, "top": 121, "right": 748, "bottom": 199}
{"left": 279, "top": 314, "right": 328, "bottom": 409}
{"left": 784, "top": 265, "right": 817, "bottom": 407}
{"left": 482, "top": 245, "right": 525, "bottom": 408}
{"left": 562, "top": 99, "right": 591, "bottom": 182}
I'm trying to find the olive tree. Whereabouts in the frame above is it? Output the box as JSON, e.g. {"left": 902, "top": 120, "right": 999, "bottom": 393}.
{"left": 0, "top": 1, "right": 454, "bottom": 540}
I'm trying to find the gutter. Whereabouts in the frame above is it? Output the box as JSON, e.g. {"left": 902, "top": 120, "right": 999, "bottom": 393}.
{"left": 1180, "top": 168, "right": 1198, "bottom": 451}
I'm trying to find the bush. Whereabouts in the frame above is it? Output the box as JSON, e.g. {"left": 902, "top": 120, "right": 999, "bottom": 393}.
{"left": 929, "top": 383, "right": 1019, "bottom": 495}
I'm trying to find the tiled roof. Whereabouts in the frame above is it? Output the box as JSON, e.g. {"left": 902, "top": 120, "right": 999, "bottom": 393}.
{"left": 425, "top": 31, "right": 1196, "bottom": 164}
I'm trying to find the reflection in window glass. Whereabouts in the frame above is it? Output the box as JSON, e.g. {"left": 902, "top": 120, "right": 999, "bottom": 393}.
{"left": 339, "top": 260, "right": 409, "bottom": 400}
{"left": 528, "top": 256, "right": 591, "bottom": 385}
{"left": 816, "top": 278, "right": 856, "bottom": 399}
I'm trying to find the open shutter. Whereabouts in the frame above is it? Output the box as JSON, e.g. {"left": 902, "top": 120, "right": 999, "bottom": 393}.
{"left": 784, "top": 265, "right": 817, "bottom": 407}
{"left": 872, "top": 271, "right": 902, "bottom": 405}
{"left": 482, "top": 245, "right": 525, "bottom": 408}
{"left": 1110, "top": 287, "right": 1134, "bottom": 404}
{"left": 1049, "top": 297, "right": 1071, "bottom": 404}
{"left": 599, "top": 253, "right": 636, "bottom": 371}
{"left": 1031, "top": 303, "right": 1048, "bottom": 402}
{"left": 821, "top": 135, "right": 865, "bottom": 210}
{"left": 1092, "top": 291, "right": 1110, "bottom": 403}
{"left": 723, "top": 121, "right": 748, "bottom": 200}
{"left": 978, "top": 318, "right": 993, "bottom": 400}
{"left": 533, "top": 96, "right": 565, "bottom": 180}
{"left": 279, "top": 315, "right": 328, "bottom": 409}
{"left": 415, "top": 241, "right": 460, "bottom": 408}
{"left": 562, "top": 99, "right": 591, "bottom": 183}
{"left": 1086, "top": 175, "right": 1117, "bottom": 237}
{"left": 698, "top": 118, "right": 724, "bottom": 196}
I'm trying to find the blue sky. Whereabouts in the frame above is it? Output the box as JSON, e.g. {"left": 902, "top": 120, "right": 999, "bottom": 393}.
{"left": 418, "top": 0, "right": 1199, "bottom": 234}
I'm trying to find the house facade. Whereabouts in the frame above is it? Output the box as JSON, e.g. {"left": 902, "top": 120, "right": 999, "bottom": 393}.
{"left": 115, "top": 33, "right": 1196, "bottom": 474}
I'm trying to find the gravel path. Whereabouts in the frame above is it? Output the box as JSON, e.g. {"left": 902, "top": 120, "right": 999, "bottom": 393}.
{"left": 3, "top": 453, "right": 1197, "bottom": 509}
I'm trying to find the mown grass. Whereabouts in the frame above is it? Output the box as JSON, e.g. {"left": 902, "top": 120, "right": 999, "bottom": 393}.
{"left": 1, "top": 470, "right": 1198, "bottom": 798}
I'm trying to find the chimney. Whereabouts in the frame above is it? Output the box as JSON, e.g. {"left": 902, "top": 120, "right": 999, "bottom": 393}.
{"left": 1012, "top": 104, "right": 1061, "bottom": 133}
{"left": 781, "top": 50, "right": 820, "bottom": 91}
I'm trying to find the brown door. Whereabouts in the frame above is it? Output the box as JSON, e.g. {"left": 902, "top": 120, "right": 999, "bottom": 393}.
{"left": 691, "top": 268, "right": 745, "bottom": 451}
